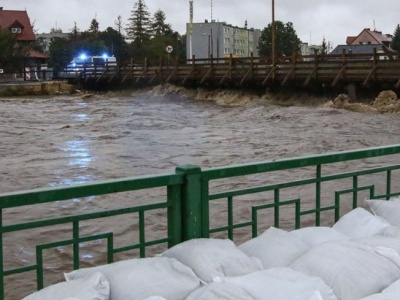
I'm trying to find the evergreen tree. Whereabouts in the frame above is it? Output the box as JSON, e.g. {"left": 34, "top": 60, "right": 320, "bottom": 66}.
{"left": 258, "top": 21, "right": 301, "bottom": 57}
{"left": 151, "top": 10, "right": 172, "bottom": 37}
{"left": 70, "top": 22, "right": 80, "bottom": 39}
{"left": 114, "top": 15, "right": 125, "bottom": 36}
{"left": 88, "top": 18, "right": 100, "bottom": 34}
{"left": 391, "top": 24, "right": 400, "bottom": 52}
{"left": 320, "top": 37, "right": 328, "bottom": 56}
{"left": 127, "top": 0, "right": 151, "bottom": 43}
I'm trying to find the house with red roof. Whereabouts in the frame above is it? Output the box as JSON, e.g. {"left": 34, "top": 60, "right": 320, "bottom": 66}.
{"left": 0, "top": 7, "right": 36, "bottom": 42}
{"left": 330, "top": 28, "right": 395, "bottom": 60}
{"left": 0, "top": 7, "right": 49, "bottom": 79}
{"left": 346, "top": 28, "right": 392, "bottom": 47}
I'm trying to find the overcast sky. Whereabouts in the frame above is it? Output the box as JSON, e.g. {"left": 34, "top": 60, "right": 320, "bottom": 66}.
{"left": 2, "top": 0, "right": 399, "bottom": 48}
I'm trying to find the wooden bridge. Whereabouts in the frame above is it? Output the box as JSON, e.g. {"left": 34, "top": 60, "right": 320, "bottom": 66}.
{"left": 63, "top": 49, "right": 400, "bottom": 91}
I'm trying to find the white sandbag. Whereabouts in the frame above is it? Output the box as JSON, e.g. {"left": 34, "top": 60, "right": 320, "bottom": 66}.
{"left": 291, "top": 226, "right": 349, "bottom": 247}
{"left": 23, "top": 272, "right": 109, "bottom": 300}
{"left": 226, "top": 268, "right": 337, "bottom": 300}
{"left": 186, "top": 282, "right": 255, "bottom": 300}
{"left": 238, "top": 227, "right": 309, "bottom": 269}
{"left": 161, "top": 238, "right": 264, "bottom": 283}
{"left": 354, "top": 236, "right": 400, "bottom": 258}
{"left": 380, "top": 225, "right": 400, "bottom": 238}
{"left": 65, "top": 257, "right": 201, "bottom": 300}
{"left": 290, "top": 240, "right": 400, "bottom": 300}
{"left": 186, "top": 268, "right": 337, "bottom": 300}
{"left": 332, "top": 207, "right": 390, "bottom": 238}
{"left": 366, "top": 197, "right": 400, "bottom": 226}
{"left": 360, "top": 278, "right": 400, "bottom": 299}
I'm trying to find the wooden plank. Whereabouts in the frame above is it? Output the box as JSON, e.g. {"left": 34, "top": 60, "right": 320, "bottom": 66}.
{"left": 200, "top": 67, "right": 215, "bottom": 84}
{"left": 281, "top": 67, "right": 295, "bottom": 86}
{"left": 240, "top": 68, "right": 253, "bottom": 86}
{"left": 396, "top": 79, "right": 400, "bottom": 89}
{"left": 166, "top": 68, "right": 178, "bottom": 83}
{"left": 182, "top": 68, "right": 196, "bottom": 84}
{"left": 219, "top": 68, "right": 233, "bottom": 84}
{"left": 362, "top": 65, "right": 377, "bottom": 87}
{"left": 135, "top": 68, "right": 148, "bottom": 84}
{"left": 121, "top": 69, "right": 133, "bottom": 84}
{"left": 262, "top": 67, "right": 275, "bottom": 85}
{"left": 108, "top": 68, "right": 120, "bottom": 83}
{"left": 303, "top": 65, "right": 318, "bottom": 87}
{"left": 331, "top": 65, "right": 346, "bottom": 87}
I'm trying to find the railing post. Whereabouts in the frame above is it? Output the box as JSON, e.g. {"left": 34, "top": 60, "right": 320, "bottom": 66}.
{"left": 175, "top": 164, "right": 203, "bottom": 241}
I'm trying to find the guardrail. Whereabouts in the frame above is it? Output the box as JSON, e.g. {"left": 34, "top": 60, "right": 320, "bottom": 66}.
{"left": 2, "top": 144, "right": 400, "bottom": 298}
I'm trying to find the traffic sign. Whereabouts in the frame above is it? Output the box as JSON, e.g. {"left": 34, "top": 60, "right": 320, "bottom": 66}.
{"left": 166, "top": 45, "right": 173, "bottom": 53}
{"left": 0, "top": 69, "right": 3, "bottom": 74}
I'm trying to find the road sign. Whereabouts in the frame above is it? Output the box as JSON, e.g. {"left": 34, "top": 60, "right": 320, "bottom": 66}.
{"left": 0, "top": 69, "right": 3, "bottom": 74}
{"left": 166, "top": 45, "right": 173, "bottom": 54}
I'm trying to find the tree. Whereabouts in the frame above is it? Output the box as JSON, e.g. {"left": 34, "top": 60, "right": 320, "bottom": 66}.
{"left": 50, "top": 27, "right": 63, "bottom": 34}
{"left": 114, "top": 15, "right": 125, "bottom": 36}
{"left": 88, "top": 18, "right": 100, "bottom": 34}
{"left": 48, "top": 36, "right": 71, "bottom": 71}
{"left": 99, "top": 27, "right": 129, "bottom": 60}
{"left": 0, "top": 28, "right": 29, "bottom": 72}
{"left": 320, "top": 37, "right": 328, "bottom": 56}
{"left": 127, "top": 0, "right": 151, "bottom": 44}
{"left": 258, "top": 21, "right": 301, "bottom": 57}
{"left": 151, "top": 10, "right": 172, "bottom": 37}
{"left": 391, "top": 24, "right": 400, "bottom": 52}
{"left": 70, "top": 22, "right": 80, "bottom": 39}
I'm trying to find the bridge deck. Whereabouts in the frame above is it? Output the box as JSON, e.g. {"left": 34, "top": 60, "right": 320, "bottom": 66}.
{"left": 62, "top": 50, "right": 400, "bottom": 90}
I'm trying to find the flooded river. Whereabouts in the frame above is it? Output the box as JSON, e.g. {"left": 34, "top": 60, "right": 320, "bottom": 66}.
{"left": 1, "top": 86, "right": 400, "bottom": 298}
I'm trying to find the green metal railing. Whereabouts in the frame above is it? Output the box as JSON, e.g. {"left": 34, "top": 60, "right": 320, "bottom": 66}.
{"left": 1, "top": 144, "right": 400, "bottom": 298}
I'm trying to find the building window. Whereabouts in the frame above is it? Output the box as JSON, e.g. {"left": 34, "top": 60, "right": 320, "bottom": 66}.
{"left": 11, "top": 28, "right": 22, "bottom": 33}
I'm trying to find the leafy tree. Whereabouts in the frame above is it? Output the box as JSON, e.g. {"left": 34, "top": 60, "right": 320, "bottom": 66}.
{"left": 99, "top": 27, "right": 129, "bottom": 60}
{"left": 151, "top": 10, "right": 172, "bottom": 37}
{"left": 48, "top": 36, "right": 71, "bottom": 71}
{"left": 0, "top": 28, "right": 29, "bottom": 72}
{"left": 258, "top": 21, "right": 301, "bottom": 57}
{"left": 50, "top": 27, "right": 63, "bottom": 34}
{"left": 391, "top": 24, "right": 400, "bottom": 52}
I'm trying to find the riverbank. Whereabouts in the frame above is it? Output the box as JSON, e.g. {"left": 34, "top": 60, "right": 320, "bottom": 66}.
{"left": 1, "top": 81, "right": 400, "bottom": 115}
{"left": 0, "top": 80, "right": 76, "bottom": 96}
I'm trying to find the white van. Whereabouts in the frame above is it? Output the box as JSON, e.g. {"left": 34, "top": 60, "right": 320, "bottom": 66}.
{"left": 65, "top": 54, "right": 117, "bottom": 74}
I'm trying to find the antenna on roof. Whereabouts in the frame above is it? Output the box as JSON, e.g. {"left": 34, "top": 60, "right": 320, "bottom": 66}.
{"left": 211, "top": 0, "right": 213, "bottom": 21}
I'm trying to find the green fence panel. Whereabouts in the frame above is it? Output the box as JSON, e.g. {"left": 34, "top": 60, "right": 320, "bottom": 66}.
{"left": 1, "top": 144, "right": 400, "bottom": 298}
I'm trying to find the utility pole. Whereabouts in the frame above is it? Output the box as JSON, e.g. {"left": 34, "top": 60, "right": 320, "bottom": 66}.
{"left": 189, "top": 0, "right": 193, "bottom": 58}
{"left": 272, "top": 0, "right": 276, "bottom": 78}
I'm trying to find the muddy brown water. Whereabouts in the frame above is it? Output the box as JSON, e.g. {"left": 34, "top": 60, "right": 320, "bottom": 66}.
{"left": 1, "top": 88, "right": 400, "bottom": 299}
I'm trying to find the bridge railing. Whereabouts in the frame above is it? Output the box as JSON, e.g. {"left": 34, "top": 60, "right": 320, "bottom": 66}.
{"left": 3, "top": 144, "right": 400, "bottom": 298}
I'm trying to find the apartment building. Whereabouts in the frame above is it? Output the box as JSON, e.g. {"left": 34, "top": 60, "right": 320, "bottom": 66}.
{"left": 186, "top": 20, "right": 261, "bottom": 60}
